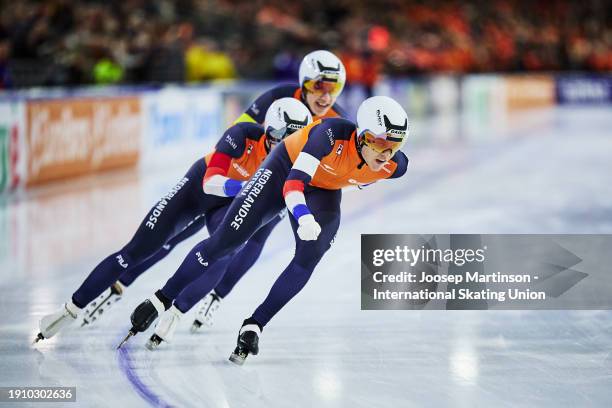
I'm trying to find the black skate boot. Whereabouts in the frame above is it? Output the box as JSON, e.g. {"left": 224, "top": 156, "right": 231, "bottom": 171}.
{"left": 229, "top": 318, "right": 262, "bottom": 366}
{"left": 117, "top": 291, "right": 171, "bottom": 349}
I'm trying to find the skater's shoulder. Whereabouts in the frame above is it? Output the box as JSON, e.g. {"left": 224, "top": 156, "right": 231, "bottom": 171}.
{"left": 389, "top": 151, "right": 409, "bottom": 178}
{"left": 311, "top": 118, "right": 356, "bottom": 140}
{"left": 233, "top": 122, "right": 266, "bottom": 141}
{"left": 264, "top": 83, "right": 300, "bottom": 100}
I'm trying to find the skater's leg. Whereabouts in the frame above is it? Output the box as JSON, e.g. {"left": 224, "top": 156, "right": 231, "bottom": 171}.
{"left": 159, "top": 167, "right": 286, "bottom": 301}
{"left": 214, "top": 212, "right": 284, "bottom": 298}
{"left": 126, "top": 165, "right": 288, "bottom": 341}
{"left": 177, "top": 211, "right": 284, "bottom": 313}
{"left": 118, "top": 215, "right": 208, "bottom": 287}
{"left": 72, "top": 159, "right": 223, "bottom": 308}
{"left": 148, "top": 203, "right": 236, "bottom": 347}
{"left": 82, "top": 214, "right": 208, "bottom": 327}
{"left": 172, "top": 205, "right": 234, "bottom": 313}
{"left": 251, "top": 189, "right": 341, "bottom": 327}
{"left": 183, "top": 211, "right": 286, "bottom": 332}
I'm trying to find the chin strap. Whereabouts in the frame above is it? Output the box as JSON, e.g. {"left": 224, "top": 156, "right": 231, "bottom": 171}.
{"left": 355, "top": 132, "right": 366, "bottom": 169}
{"left": 263, "top": 130, "right": 272, "bottom": 153}
{"left": 300, "top": 88, "right": 315, "bottom": 116}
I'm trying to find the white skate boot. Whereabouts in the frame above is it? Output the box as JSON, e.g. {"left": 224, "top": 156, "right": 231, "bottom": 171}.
{"left": 146, "top": 305, "right": 183, "bottom": 350}
{"left": 34, "top": 301, "right": 81, "bottom": 343}
{"left": 81, "top": 282, "right": 124, "bottom": 327}
{"left": 190, "top": 292, "right": 221, "bottom": 333}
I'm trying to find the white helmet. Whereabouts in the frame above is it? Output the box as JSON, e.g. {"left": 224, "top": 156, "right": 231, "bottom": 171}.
{"left": 356, "top": 96, "right": 410, "bottom": 154}
{"left": 264, "top": 98, "right": 313, "bottom": 145}
{"left": 298, "top": 50, "right": 346, "bottom": 96}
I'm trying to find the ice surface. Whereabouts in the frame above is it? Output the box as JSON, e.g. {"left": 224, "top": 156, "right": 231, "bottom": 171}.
{"left": 1, "top": 106, "right": 611, "bottom": 407}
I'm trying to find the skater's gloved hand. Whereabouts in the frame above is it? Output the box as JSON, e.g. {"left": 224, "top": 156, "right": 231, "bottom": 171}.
{"left": 297, "top": 214, "right": 321, "bottom": 241}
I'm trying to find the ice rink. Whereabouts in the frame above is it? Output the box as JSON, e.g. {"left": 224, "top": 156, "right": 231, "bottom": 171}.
{"left": 1, "top": 106, "right": 612, "bottom": 407}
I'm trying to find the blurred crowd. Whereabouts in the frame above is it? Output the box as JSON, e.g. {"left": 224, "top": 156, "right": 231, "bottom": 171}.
{"left": 0, "top": 0, "right": 611, "bottom": 89}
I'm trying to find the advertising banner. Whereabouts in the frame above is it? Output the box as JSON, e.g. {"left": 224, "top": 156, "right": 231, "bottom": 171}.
{"left": 503, "top": 75, "right": 555, "bottom": 110}
{"left": 25, "top": 96, "right": 141, "bottom": 186}
{"left": 556, "top": 75, "right": 612, "bottom": 104}
{"left": 141, "top": 88, "right": 222, "bottom": 169}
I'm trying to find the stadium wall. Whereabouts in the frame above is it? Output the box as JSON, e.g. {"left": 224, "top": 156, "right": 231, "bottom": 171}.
{"left": 0, "top": 74, "right": 610, "bottom": 193}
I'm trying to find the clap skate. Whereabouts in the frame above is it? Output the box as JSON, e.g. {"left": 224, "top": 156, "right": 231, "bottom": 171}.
{"left": 229, "top": 319, "right": 261, "bottom": 365}
{"left": 146, "top": 306, "right": 183, "bottom": 350}
{"left": 81, "top": 282, "right": 124, "bottom": 327}
{"left": 190, "top": 292, "right": 221, "bottom": 333}
{"left": 34, "top": 302, "right": 81, "bottom": 344}
{"left": 117, "top": 292, "right": 167, "bottom": 349}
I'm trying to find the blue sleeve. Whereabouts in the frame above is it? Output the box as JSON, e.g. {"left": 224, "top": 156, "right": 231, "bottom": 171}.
{"left": 389, "top": 152, "right": 409, "bottom": 179}
{"left": 244, "top": 84, "right": 297, "bottom": 124}
{"left": 215, "top": 123, "right": 248, "bottom": 158}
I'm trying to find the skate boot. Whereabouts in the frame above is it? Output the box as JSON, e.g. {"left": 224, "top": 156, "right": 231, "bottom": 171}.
{"left": 34, "top": 302, "right": 81, "bottom": 343}
{"left": 117, "top": 291, "right": 169, "bottom": 349}
{"left": 229, "top": 318, "right": 262, "bottom": 366}
{"left": 81, "top": 282, "right": 124, "bottom": 327}
{"left": 190, "top": 291, "right": 221, "bottom": 333}
{"left": 146, "top": 306, "right": 183, "bottom": 350}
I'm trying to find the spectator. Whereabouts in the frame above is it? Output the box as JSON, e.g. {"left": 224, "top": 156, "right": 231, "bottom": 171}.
{"left": 1, "top": 0, "right": 611, "bottom": 89}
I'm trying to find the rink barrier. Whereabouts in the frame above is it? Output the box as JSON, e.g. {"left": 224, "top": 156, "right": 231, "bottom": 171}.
{"left": 0, "top": 74, "right": 610, "bottom": 192}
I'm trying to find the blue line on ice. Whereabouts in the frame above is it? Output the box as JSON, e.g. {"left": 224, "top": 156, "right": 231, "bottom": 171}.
{"left": 117, "top": 331, "right": 173, "bottom": 408}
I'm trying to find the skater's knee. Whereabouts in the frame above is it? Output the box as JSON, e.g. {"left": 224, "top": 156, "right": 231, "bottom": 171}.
{"left": 289, "top": 260, "right": 317, "bottom": 285}
{"left": 117, "top": 248, "right": 144, "bottom": 267}
{"left": 242, "top": 239, "right": 265, "bottom": 256}
{"left": 206, "top": 235, "right": 243, "bottom": 260}
{"left": 111, "top": 249, "right": 137, "bottom": 270}
{"left": 121, "top": 240, "right": 162, "bottom": 266}
{"left": 293, "top": 243, "right": 329, "bottom": 271}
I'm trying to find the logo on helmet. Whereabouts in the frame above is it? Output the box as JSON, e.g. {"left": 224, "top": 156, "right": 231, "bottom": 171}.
{"left": 383, "top": 115, "right": 408, "bottom": 141}
{"left": 283, "top": 111, "right": 309, "bottom": 134}
{"left": 376, "top": 109, "right": 382, "bottom": 126}
{"left": 316, "top": 61, "right": 340, "bottom": 82}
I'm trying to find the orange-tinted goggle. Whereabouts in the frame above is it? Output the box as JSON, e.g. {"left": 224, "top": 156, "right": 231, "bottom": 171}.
{"left": 303, "top": 77, "right": 344, "bottom": 97}
{"left": 360, "top": 130, "right": 404, "bottom": 154}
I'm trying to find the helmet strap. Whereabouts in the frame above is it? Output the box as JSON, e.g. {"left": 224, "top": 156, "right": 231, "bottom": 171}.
{"left": 299, "top": 86, "right": 316, "bottom": 116}
{"left": 355, "top": 132, "right": 367, "bottom": 169}
{"left": 263, "top": 128, "right": 272, "bottom": 153}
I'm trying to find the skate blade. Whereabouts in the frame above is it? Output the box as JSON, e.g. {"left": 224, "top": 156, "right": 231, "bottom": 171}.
{"left": 145, "top": 337, "right": 162, "bottom": 351}
{"left": 229, "top": 351, "right": 247, "bottom": 366}
{"left": 32, "top": 333, "right": 44, "bottom": 345}
{"left": 190, "top": 321, "right": 202, "bottom": 334}
{"left": 116, "top": 331, "right": 135, "bottom": 349}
